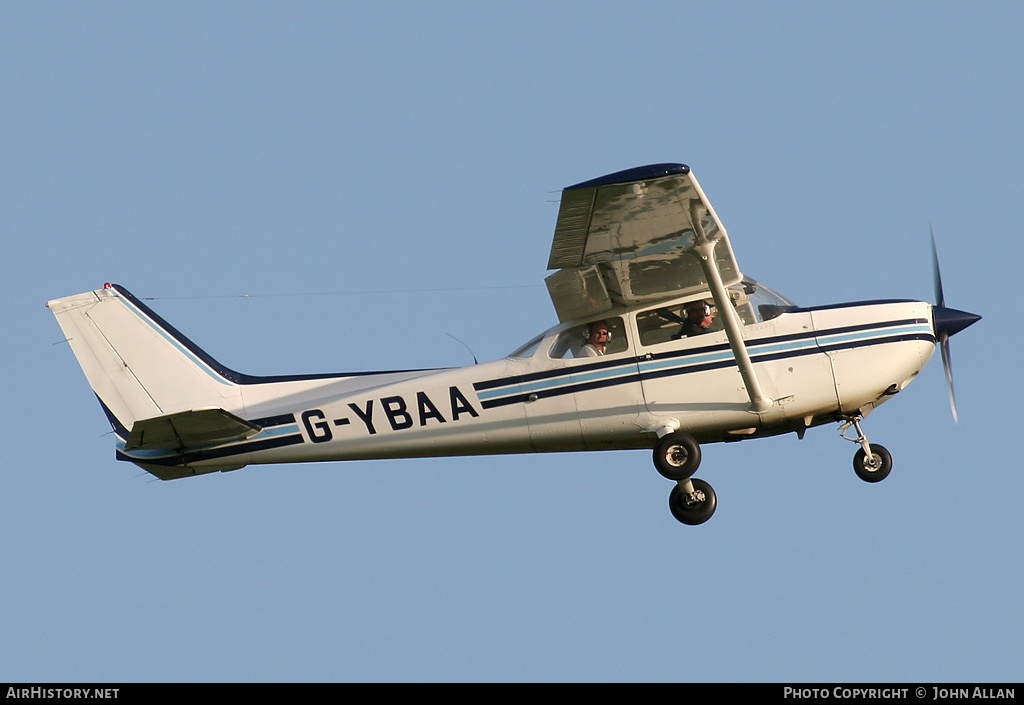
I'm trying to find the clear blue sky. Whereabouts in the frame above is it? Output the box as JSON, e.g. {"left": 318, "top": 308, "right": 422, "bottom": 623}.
{"left": 3, "top": 2, "right": 1019, "bottom": 682}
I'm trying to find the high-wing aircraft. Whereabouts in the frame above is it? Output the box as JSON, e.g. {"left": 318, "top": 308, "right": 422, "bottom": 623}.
{"left": 47, "top": 163, "right": 980, "bottom": 525}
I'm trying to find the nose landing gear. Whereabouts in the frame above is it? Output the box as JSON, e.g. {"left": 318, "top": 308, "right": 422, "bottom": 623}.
{"left": 840, "top": 416, "right": 893, "bottom": 483}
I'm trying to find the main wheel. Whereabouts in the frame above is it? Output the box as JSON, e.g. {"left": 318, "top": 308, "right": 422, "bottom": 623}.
{"left": 668, "top": 478, "right": 717, "bottom": 525}
{"left": 853, "top": 444, "right": 892, "bottom": 483}
{"left": 653, "top": 432, "right": 701, "bottom": 481}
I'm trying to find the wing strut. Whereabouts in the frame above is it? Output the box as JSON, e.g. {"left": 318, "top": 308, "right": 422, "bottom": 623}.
{"left": 684, "top": 188, "right": 771, "bottom": 413}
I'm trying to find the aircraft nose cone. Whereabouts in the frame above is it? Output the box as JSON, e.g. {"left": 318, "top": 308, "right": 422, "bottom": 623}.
{"left": 933, "top": 306, "right": 981, "bottom": 339}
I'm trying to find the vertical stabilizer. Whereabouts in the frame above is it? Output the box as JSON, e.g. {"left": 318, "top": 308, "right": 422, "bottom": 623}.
{"left": 47, "top": 285, "right": 244, "bottom": 432}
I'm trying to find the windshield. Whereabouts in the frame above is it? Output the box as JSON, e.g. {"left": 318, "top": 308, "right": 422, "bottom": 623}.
{"left": 732, "top": 278, "right": 795, "bottom": 324}
{"left": 509, "top": 334, "right": 544, "bottom": 358}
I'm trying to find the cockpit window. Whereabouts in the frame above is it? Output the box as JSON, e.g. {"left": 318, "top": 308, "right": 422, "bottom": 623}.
{"left": 637, "top": 301, "right": 721, "bottom": 346}
{"left": 549, "top": 316, "right": 628, "bottom": 359}
{"left": 636, "top": 279, "right": 796, "bottom": 346}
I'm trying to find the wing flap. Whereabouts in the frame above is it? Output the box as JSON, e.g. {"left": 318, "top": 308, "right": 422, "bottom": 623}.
{"left": 544, "top": 265, "right": 613, "bottom": 323}
{"left": 125, "top": 408, "right": 261, "bottom": 451}
{"left": 548, "top": 187, "right": 598, "bottom": 269}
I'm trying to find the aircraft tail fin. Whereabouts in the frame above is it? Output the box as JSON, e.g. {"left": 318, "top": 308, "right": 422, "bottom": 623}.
{"left": 46, "top": 284, "right": 244, "bottom": 435}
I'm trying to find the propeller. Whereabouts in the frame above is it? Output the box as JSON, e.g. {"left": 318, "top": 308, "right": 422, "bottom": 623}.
{"left": 930, "top": 228, "right": 981, "bottom": 423}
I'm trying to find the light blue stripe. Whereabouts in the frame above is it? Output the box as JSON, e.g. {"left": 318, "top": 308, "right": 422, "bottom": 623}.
{"left": 640, "top": 350, "right": 733, "bottom": 373}
{"left": 116, "top": 424, "right": 300, "bottom": 456}
{"left": 479, "top": 323, "right": 933, "bottom": 403}
{"left": 816, "top": 324, "right": 930, "bottom": 346}
{"left": 747, "top": 339, "right": 818, "bottom": 356}
{"left": 479, "top": 362, "right": 640, "bottom": 399}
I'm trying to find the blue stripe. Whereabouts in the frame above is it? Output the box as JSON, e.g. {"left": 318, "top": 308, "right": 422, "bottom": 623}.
{"left": 117, "top": 432, "right": 305, "bottom": 467}
{"left": 476, "top": 319, "right": 933, "bottom": 408}
{"left": 115, "top": 414, "right": 302, "bottom": 463}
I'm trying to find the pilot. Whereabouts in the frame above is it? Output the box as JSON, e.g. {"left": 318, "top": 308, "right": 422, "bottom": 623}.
{"left": 580, "top": 320, "right": 612, "bottom": 356}
{"left": 680, "top": 300, "right": 714, "bottom": 337}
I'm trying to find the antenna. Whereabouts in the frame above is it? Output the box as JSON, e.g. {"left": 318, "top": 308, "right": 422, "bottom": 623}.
{"left": 446, "top": 333, "right": 478, "bottom": 365}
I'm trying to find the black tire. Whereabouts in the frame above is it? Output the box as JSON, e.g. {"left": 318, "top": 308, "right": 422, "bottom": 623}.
{"left": 668, "top": 478, "right": 717, "bottom": 525}
{"left": 853, "top": 444, "right": 892, "bottom": 483}
{"left": 653, "top": 432, "right": 701, "bottom": 481}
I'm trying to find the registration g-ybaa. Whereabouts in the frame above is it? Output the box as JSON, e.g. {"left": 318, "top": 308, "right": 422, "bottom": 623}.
{"left": 47, "top": 164, "right": 980, "bottom": 526}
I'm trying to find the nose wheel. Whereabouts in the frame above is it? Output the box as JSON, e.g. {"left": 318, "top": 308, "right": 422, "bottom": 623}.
{"left": 841, "top": 416, "right": 893, "bottom": 483}
{"left": 853, "top": 444, "right": 892, "bottom": 482}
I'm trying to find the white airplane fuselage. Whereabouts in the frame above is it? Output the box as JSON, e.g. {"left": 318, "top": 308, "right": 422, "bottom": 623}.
{"left": 114, "top": 294, "right": 935, "bottom": 478}
{"left": 46, "top": 162, "right": 981, "bottom": 525}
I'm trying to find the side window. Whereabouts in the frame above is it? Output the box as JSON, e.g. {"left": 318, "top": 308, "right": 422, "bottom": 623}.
{"left": 637, "top": 301, "right": 721, "bottom": 346}
{"left": 549, "top": 317, "right": 628, "bottom": 359}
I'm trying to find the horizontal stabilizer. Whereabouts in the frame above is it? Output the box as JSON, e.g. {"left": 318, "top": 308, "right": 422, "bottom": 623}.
{"left": 125, "top": 408, "right": 261, "bottom": 451}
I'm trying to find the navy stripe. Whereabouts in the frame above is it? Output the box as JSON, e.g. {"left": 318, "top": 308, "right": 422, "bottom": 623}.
{"left": 643, "top": 340, "right": 734, "bottom": 364}
{"left": 475, "top": 320, "right": 935, "bottom": 408}
{"left": 100, "top": 399, "right": 295, "bottom": 444}
{"left": 807, "top": 317, "right": 928, "bottom": 338}
{"left": 790, "top": 300, "right": 919, "bottom": 312}
{"left": 476, "top": 318, "right": 928, "bottom": 394}
{"left": 817, "top": 332, "right": 934, "bottom": 353}
{"left": 637, "top": 358, "right": 736, "bottom": 384}
{"left": 118, "top": 432, "right": 305, "bottom": 467}
{"left": 248, "top": 413, "right": 296, "bottom": 428}
{"left": 481, "top": 369, "right": 647, "bottom": 409}
{"left": 474, "top": 353, "right": 636, "bottom": 391}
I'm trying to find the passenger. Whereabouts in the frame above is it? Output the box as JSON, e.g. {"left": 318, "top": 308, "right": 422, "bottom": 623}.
{"left": 580, "top": 320, "right": 612, "bottom": 356}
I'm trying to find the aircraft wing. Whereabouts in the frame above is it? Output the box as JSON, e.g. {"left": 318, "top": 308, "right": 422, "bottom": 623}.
{"left": 545, "top": 163, "right": 743, "bottom": 322}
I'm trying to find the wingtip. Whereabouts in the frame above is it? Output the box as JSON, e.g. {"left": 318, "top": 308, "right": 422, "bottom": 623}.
{"left": 565, "top": 163, "right": 690, "bottom": 190}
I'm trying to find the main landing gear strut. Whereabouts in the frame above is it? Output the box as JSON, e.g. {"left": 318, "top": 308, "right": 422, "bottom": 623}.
{"left": 654, "top": 417, "right": 895, "bottom": 526}
{"left": 654, "top": 432, "right": 717, "bottom": 525}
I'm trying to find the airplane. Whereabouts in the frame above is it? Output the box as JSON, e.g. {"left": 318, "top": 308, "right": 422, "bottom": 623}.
{"left": 46, "top": 163, "right": 980, "bottom": 525}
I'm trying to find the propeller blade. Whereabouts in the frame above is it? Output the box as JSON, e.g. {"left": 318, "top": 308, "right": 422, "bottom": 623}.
{"left": 931, "top": 225, "right": 945, "bottom": 308}
{"left": 939, "top": 333, "right": 958, "bottom": 424}
{"left": 930, "top": 229, "right": 980, "bottom": 424}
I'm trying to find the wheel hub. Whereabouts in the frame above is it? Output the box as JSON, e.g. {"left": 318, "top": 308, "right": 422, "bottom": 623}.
{"left": 863, "top": 455, "right": 883, "bottom": 471}
{"left": 683, "top": 489, "right": 706, "bottom": 507}
{"left": 665, "top": 446, "right": 688, "bottom": 467}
